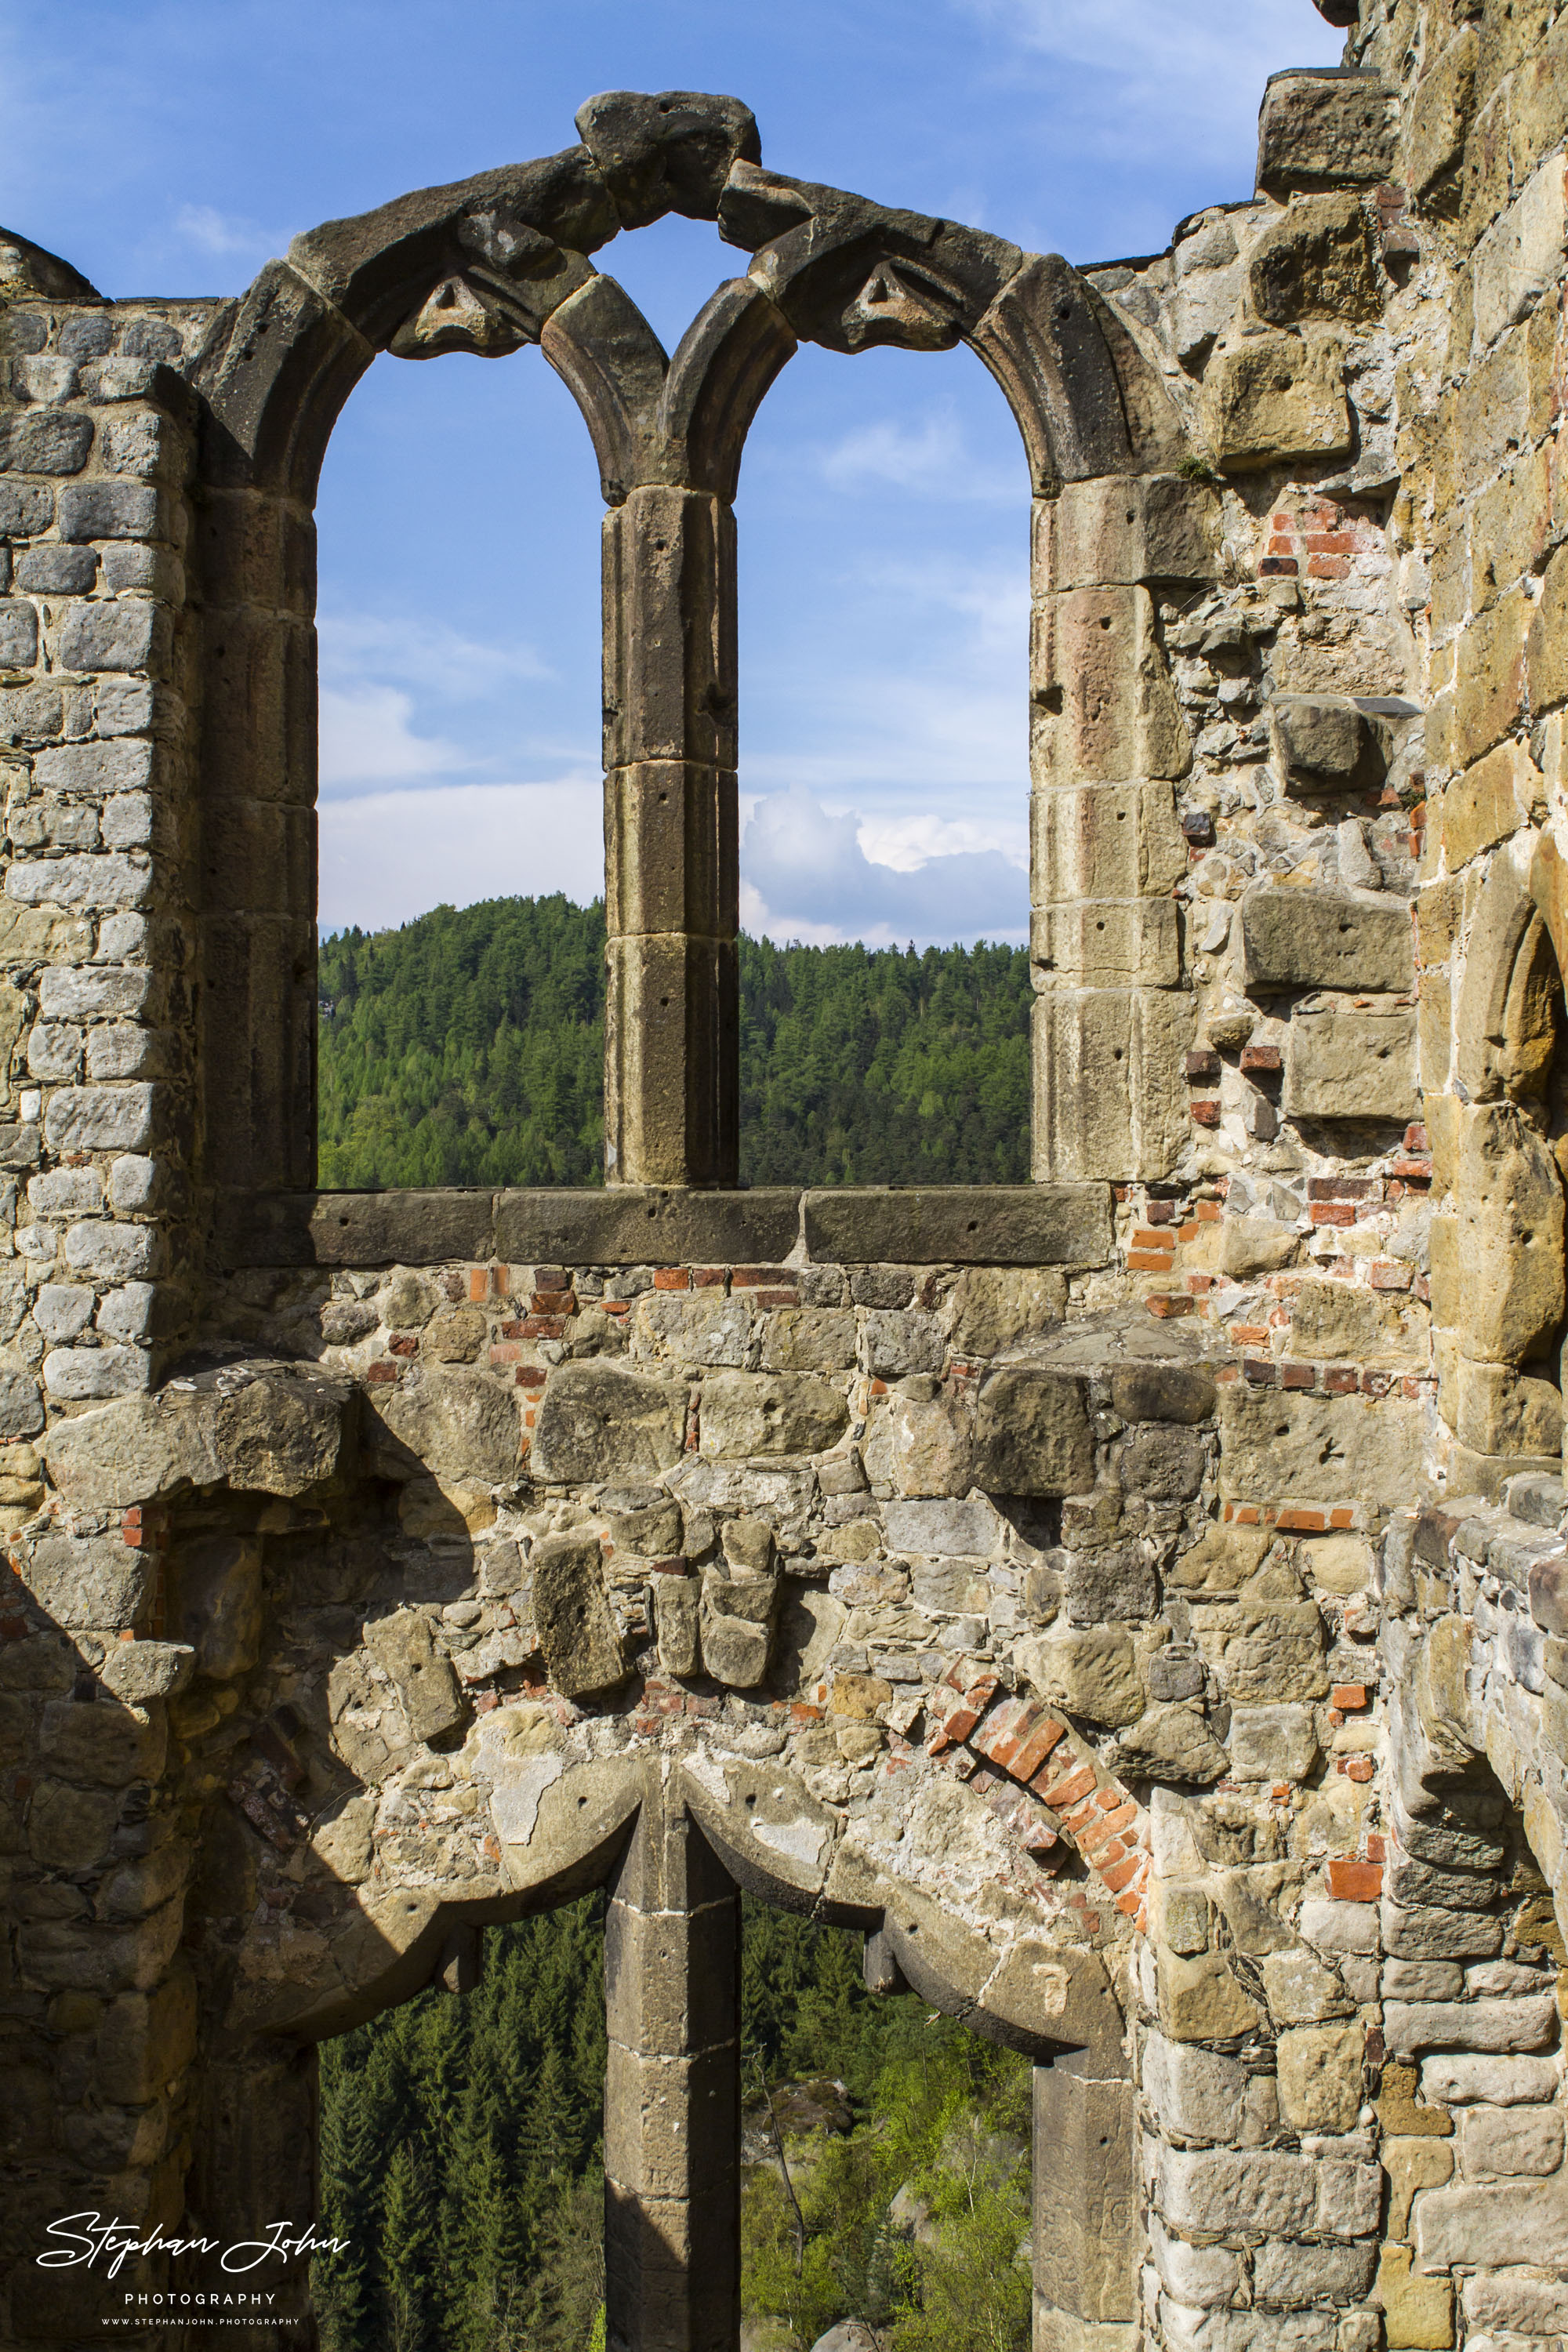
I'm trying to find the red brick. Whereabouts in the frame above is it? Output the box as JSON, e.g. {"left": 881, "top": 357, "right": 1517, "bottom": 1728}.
{"left": 1305, "top": 531, "right": 1356, "bottom": 554}
{"left": 732, "top": 1266, "right": 793, "bottom": 1288}
{"left": 389, "top": 1333, "right": 419, "bottom": 1357}
{"left": 1388, "top": 1156, "right": 1432, "bottom": 1181}
{"left": 467, "top": 1268, "right": 488, "bottom": 1301}
{"left": 1190, "top": 1099, "right": 1221, "bottom": 1127}
{"left": 692, "top": 1266, "right": 728, "bottom": 1288}
{"left": 1307, "top": 554, "right": 1350, "bottom": 579}
{"left": 753, "top": 1289, "right": 799, "bottom": 1309}
{"left": 1131, "top": 1227, "right": 1176, "bottom": 1251}
{"left": 1185, "top": 1273, "right": 1214, "bottom": 1295}
{"left": 1366, "top": 1832, "right": 1387, "bottom": 1863}
{"left": 1326, "top": 1857, "right": 1382, "bottom": 1901}
{"left": 1243, "top": 1357, "right": 1278, "bottom": 1385}
{"left": 1332, "top": 1684, "right": 1369, "bottom": 1711}
{"left": 366, "top": 1362, "right": 399, "bottom": 1385}
{"left": 1230, "top": 1323, "right": 1269, "bottom": 1344}
{"left": 1129, "top": 1250, "right": 1176, "bottom": 1272}
{"left": 1276, "top": 1506, "right": 1328, "bottom": 1532}
{"left": 519, "top": 1316, "right": 566, "bottom": 1341}
{"left": 531, "top": 1290, "right": 576, "bottom": 1314}
{"left": 1370, "top": 1261, "right": 1413, "bottom": 1290}
{"left": 1341, "top": 1755, "right": 1375, "bottom": 1782}
{"left": 1259, "top": 556, "right": 1299, "bottom": 576}
{"left": 1239, "top": 1043, "right": 1283, "bottom": 1075}
{"left": 1330, "top": 1507, "right": 1354, "bottom": 1529}
{"left": 1309, "top": 1203, "right": 1356, "bottom": 1226}
{"left": 1147, "top": 1295, "right": 1193, "bottom": 1318}
{"left": 1307, "top": 1175, "right": 1381, "bottom": 1200}
{"left": 515, "top": 1367, "right": 547, "bottom": 1390}
{"left": 1144, "top": 1200, "right": 1178, "bottom": 1224}
{"left": 488, "top": 1342, "right": 521, "bottom": 1366}
{"left": 534, "top": 1266, "right": 571, "bottom": 1290}
{"left": 1098, "top": 1850, "right": 1145, "bottom": 1893}
{"left": 1280, "top": 1362, "right": 1316, "bottom": 1389}
{"left": 653, "top": 1268, "right": 691, "bottom": 1290}
{"left": 1404, "top": 1124, "right": 1428, "bottom": 1152}
{"left": 1194, "top": 1200, "right": 1222, "bottom": 1222}
{"left": 1323, "top": 1366, "right": 1359, "bottom": 1394}
{"left": 1039, "top": 1766, "right": 1097, "bottom": 1813}
{"left": 1184, "top": 1050, "right": 1221, "bottom": 1080}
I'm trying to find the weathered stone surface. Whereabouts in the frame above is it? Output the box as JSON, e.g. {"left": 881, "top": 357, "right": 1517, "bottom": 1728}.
{"left": 172, "top": 1535, "right": 263, "bottom": 1680}
{"left": 1159, "top": 1951, "right": 1265, "bottom": 2041}
{"left": 1250, "top": 194, "right": 1382, "bottom": 326}
{"left": 212, "top": 1369, "right": 349, "bottom": 1494}
{"left": 365, "top": 1609, "right": 466, "bottom": 1741}
{"left": 1020, "top": 1627, "right": 1144, "bottom": 1726}
{"left": 653, "top": 1574, "right": 700, "bottom": 1675}
{"left": 1242, "top": 891, "right": 1414, "bottom": 993}
{"left": 803, "top": 1185, "right": 1112, "bottom": 1268}
{"left": 100, "top": 1641, "right": 194, "bottom": 1704}
{"left": 23, "top": 1533, "right": 153, "bottom": 1631}
{"left": 1257, "top": 71, "right": 1397, "bottom": 196}
{"left": 1218, "top": 1388, "right": 1421, "bottom": 1506}
{"left": 1111, "top": 1364, "right": 1215, "bottom": 1425}
{"left": 1202, "top": 328, "right": 1352, "bottom": 470}
{"left": 1417, "top": 2176, "right": 1568, "bottom": 2268}
{"left": 1111, "top": 1702, "right": 1229, "bottom": 1784}
{"left": 1229, "top": 1704, "right": 1319, "bottom": 1783}
{"left": 1276, "top": 2023, "right": 1363, "bottom": 2132}
{"left": 699, "top": 1371, "right": 848, "bottom": 1457}
{"left": 1285, "top": 998, "right": 1418, "bottom": 1121}
{"left": 532, "top": 1530, "right": 628, "bottom": 1699}
{"left": 530, "top": 1363, "right": 681, "bottom": 1482}
{"left": 699, "top": 1569, "right": 778, "bottom": 1686}
{"left": 1421, "top": 2052, "right": 1559, "bottom": 2104}
{"left": 1383, "top": 1994, "right": 1556, "bottom": 2058}
{"left": 973, "top": 1370, "right": 1094, "bottom": 1495}
{"left": 1142, "top": 2031, "right": 1246, "bottom": 2141}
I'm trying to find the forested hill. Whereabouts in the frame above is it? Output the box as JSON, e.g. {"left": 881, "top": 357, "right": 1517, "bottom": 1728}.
{"left": 317, "top": 895, "right": 1033, "bottom": 1189}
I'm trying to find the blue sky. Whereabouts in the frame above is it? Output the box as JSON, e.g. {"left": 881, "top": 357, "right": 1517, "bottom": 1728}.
{"left": 2, "top": 0, "right": 1343, "bottom": 944}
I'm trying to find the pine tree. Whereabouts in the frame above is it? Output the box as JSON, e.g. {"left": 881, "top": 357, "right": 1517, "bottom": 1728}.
{"left": 379, "top": 2140, "right": 436, "bottom": 2352}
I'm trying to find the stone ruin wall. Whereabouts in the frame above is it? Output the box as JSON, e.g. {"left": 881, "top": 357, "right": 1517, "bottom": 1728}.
{"left": 9, "top": 5, "right": 1568, "bottom": 2350}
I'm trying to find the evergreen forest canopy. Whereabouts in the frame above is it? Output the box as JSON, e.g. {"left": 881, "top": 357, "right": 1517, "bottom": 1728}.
{"left": 314, "top": 1895, "right": 1033, "bottom": 2352}
{"left": 318, "top": 895, "right": 1033, "bottom": 1189}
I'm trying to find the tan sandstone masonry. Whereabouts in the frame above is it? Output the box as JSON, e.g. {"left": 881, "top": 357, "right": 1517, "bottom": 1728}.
{"left": 9, "top": 7, "right": 1568, "bottom": 2350}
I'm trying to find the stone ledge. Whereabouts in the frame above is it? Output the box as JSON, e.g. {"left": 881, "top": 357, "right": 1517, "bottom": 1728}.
{"left": 212, "top": 1184, "right": 1116, "bottom": 1270}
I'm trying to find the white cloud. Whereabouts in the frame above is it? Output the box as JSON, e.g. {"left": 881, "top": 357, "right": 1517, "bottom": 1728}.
{"left": 815, "top": 407, "right": 1016, "bottom": 501}
{"left": 319, "top": 780, "right": 603, "bottom": 934}
{"left": 962, "top": 0, "right": 1345, "bottom": 201}
{"left": 318, "top": 684, "right": 467, "bottom": 791}
{"left": 172, "top": 202, "right": 278, "bottom": 260}
{"left": 857, "top": 811, "right": 1026, "bottom": 873}
{"left": 319, "top": 612, "right": 553, "bottom": 699}
{"left": 741, "top": 783, "right": 1029, "bottom": 948}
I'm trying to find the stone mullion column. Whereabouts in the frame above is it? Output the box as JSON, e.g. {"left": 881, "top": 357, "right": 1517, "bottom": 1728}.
{"left": 602, "top": 1798, "right": 740, "bottom": 2352}
{"left": 601, "top": 485, "right": 739, "bottom": 1189}
{"left": 1029, "top": 476, "right": 1214, "bottom": 1184}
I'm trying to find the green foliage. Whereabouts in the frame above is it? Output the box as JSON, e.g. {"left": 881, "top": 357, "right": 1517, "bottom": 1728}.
{"left": 317, "top": 896, "right": 1031, "bottom": 1188}
{"left": 314, "top": 1894, "right": 607, "bottom": 2352}
{"left": 315, "top": 1895, "right": 1031, "bottom": 2352}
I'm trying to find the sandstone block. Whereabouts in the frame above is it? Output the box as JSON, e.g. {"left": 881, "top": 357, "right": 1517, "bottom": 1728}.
{"left": 1439, "top": 740, "right": 1530, "bottom": 869}
{"left": 1202, "top": 327, "right": 1352, "bottom": 472}
{"left": 530, "top": 1362, "right": 681, "bottom": 1483}
{"left": 1241, "top": 890, "right": 1414, "bottom": 993}
{"left": 758, "top": 1308, "right": 856, "bottom": 1373}
{"left": 1417, "top": 2176, "right": 1568, "bottom": 2268}
{"left": 1287, "top": 1279, "right": 1423, "bottom": 1364}
{"left": 1169, "top": 1525, "right": 1272, "bottom": 1594}
{"left": 1110, "top": 1364, "right": 1215, "bottom": 1425}
{"left": 1219, "top": 1218, "right": 1300, "bottom": 1279}
{"left": 532, "top": 1530, "right": 627, "bottom": 1700}
{"left": 1257, "top": 70, "right": 1397, "bottom": 196}
{"left": 1141, "top": 2030, "right": 1245, "bottom": 2142}
{"left": 1457, "top": 583, "right": 1529, "bottom": 757}
{"left": 173, "top": 1534, "right": 263, "bottom": 1680}
{"left": 1030, "top": 584, "right": 1191, "bottom": 784}
{"left": 1043, "top": 472, "right": 1221, "bottom": 590}
{"left": 1422, "top": 2051, "right": 1559, "bottom": 2103}
{"left": 96, "top": 1969, "right": 198, "bottom": 2105}
{"left": 1406, "top": 27, "right": 1478, "bottom": 199}
{"left": 1159, "top": 1951, "right": 1265, "bottom": 2042}
{"left": 1030, "top": 779, "right": 1188, "bottom": 903}
{"left": 100, "top": 1639, "right": 193, "bottom": 1705}
{"left": 24, "top": 1532, "right": 151, "bottom": 1630}
{"left": 1463, "top": 2271, "right": 1568, "bottom": 2333}
{"left": 882, "top": 1496, "right": 999, "bottom": 1555}
{"left": 861, "top": 1386, "right": 974, "bottom": 1497}
{"left": 1383, "top": 1993, "right": 1557, "bottom": 2058}
{"left": 1277, "top": 2023, "right": 1364, "bottom": 2132}
{"left": 44, "top": 1344, "right": 149, "bottom": 1400}
{"left": 1229, "top": 1704, "right": 1319, "bottom": 1783}
{"left": 1032, "top": 985, "right": 1193, "bottom": 1183}
{"left": 1437, "top": 1105, "right": 1565, "bottom": 1364}
{"left": 1110, "top": 1701, "right": 1228, "bottom": 1784}
{"left": 1192, "top": 1593, "right": 1327, "bottom": 1704}
{"left": 1219, "top": 1387, "right": 1421, "bottom": 1506}
{"left": 699, "top": 1568, "right": 778, "bottom": 1687}
{"left": 1457, "top": 2100, "right": 1563, "bottom": 2177}
{"left": 1253, "top": 2236, "right": 1376, "bottom": 2310}
{"left": 1250, "top": 193, "right": 1382, "bottom": 325}
{"left": 27, "top": 1777, "right": 119, "bottom": 1868}
{"left": 365, "top": 1608, "right": 467, "bottom": 1740}
{"left": 858, "top": 1308, "right": 943, "bottom": 1380}
{"left": 1117, "top": 1422, "right": 1206, "bottom": 1501}
{"left": 1383, "top": 1903, "right": 1504, "bottom": 1962}
{"left": 40, "top": 1695, "right": 166, "bottom": 1786}
{"left": 653, "top": 1575, "right": 699, "bottom": 1676}
{"left": 699, "top": 1370, "right": 848, "bottom": 1457}
{"left": 1377, "top": 2245, "right": 1455, "bottom": 2351}
{"left": 1453, "top": 1357, "right": 1563, "bottom": 1457}
{"left": 1261, "top": 1949, "right": 1353, "bottom": 2025}
{"left": 214, "top": 1367, "right": 350, "bottom": 1497}
{"left": 1020, "top": 1625, "right": 1142, "bottom": 1726}
{"left": 972, "top": 1368, "right": 1093, "bottom": 1494}
{"left": 1285, "top": 996, "right": 1417, "bottom": 1118}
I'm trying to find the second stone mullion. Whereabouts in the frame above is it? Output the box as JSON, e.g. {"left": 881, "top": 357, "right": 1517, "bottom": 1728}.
{"left": 602, "top": 484, "right": 739, "bottom": 1188}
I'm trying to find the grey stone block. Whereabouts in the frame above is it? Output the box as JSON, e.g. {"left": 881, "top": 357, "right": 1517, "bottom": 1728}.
{"left": 495, "top": 1186, "right": 801, "bottom": 1268}
{"left": 34, "top": 740, "right": 153, "bottom": 794}
{"left": 0, "top": 601, "right": 38, "bottom": 666}
{"left": 0, "top": 484, "right": 54, "bottom": 535}
{"left": 15, "top": 546, "right": 96, "bottom": 593}
{"left": 804, "top": 1184, "right": 1112, "bottom": 1267}
{"left": 973, "top": 1369, "right": 1094, "bottom": 1494}
{"left": 0, "top": 409, "right": 93, "bottom": 474}
{"left": 1241, "top": 889, "right": 1415, "bottom": 993}
{"left": 56, "top": 480, "right": 159, "bottom": 541}
{"left": 1286, "top": 999, "right": 1417, "bottom": 1120}
{"left": 57, "top": 599, "right": 164, "bottom": 673}
{"left": 42, "top": 1083, "right": 156, "bottom": 1152}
